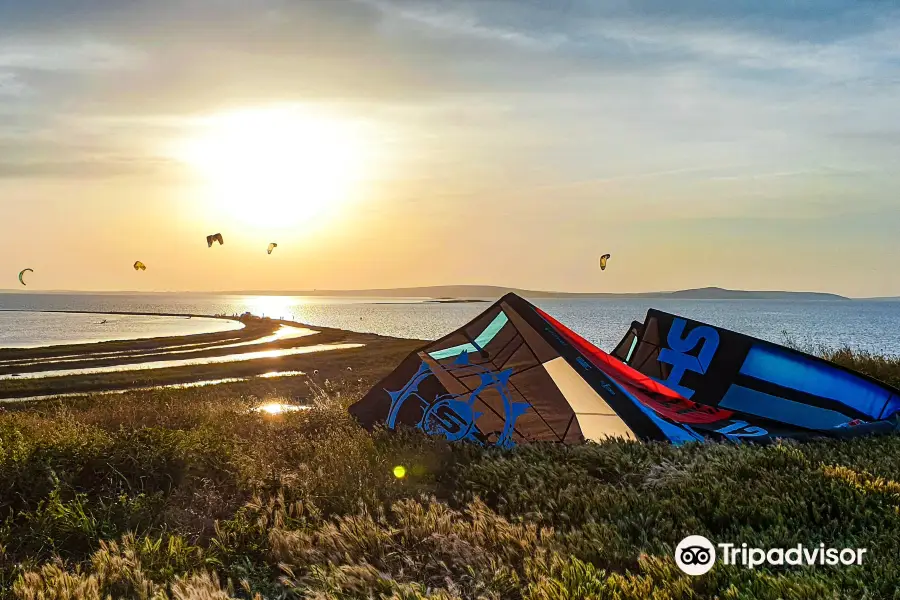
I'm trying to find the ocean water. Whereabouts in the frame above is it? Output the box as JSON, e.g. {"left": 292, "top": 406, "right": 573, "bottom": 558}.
{"left": 0, "top": 293, "right": 898, "bottom": 356}
{"left": 0, "top": 310, "right": 243, "bottom": 349}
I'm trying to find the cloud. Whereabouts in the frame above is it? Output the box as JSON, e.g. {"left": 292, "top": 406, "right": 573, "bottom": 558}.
{"left": 0, "top": 72, "right": 28, "bottom": 96}
{"left": 0, "top": 39, "right": 144, "bottom": 104}
{"left": 0, "top": 156, "right": 180, "bottom": 179}
{"left": 0, "top": 125, "right": 181, "bottom": 179}
{"left": 347, "top": 0, "right": 899, "bottom": 72}
{"left": 2, "top": 3, "right": 899, "bottom": 208}
{"left": 0, "top": 1, "right": 897, "bottom": 294}
{"left": 356, "top": 0, "right": 567, "bottom": 49}
{"left": 706, "top": 167, "right": 875, "bottom": 181}
{"left": 578, "top": 17, "right": 900, "bottom": 81}
{"left": 0, "top": 40, "right": 143, "bottom": 72}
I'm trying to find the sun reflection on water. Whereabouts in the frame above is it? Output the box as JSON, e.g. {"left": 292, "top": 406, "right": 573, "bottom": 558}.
{"left": 254, "top": 402, "right": 308, "bottom": 415}
{"left": 258, "top": 370, "right": 307, "bottom": 378}
{"left": 240, "top": 296, "right": 303, "bottom": 321}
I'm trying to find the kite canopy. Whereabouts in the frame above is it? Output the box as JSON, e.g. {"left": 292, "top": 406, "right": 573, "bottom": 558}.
{"left": 599, "top": 254, "right": 611, "bottom": 271}
{"left": 350, "top": 293, "right": 900, "bottom": 447}
{"left": 267, "top": 243, "right": 278, "bottom": 255}
{"left": 133, "top": 261, "right": 146, "bottom": 271}
{"left": 206, "top": 233, "right": 224, "bottom": 247}
{"left": 18, "top": 268, "right": 33, "bottom": 286}
{"left": 610, "top": 309, "right": 900, "bottom": 440}
{"left": 351, "top": 293, "right": 710, "bottom": 446}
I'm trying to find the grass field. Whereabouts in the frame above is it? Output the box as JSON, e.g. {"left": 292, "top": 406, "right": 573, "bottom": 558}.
{"left": 1, "top": 341, "right": 899, "bottom": 598}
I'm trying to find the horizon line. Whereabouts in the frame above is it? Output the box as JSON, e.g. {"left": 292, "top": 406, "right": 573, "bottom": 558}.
{"left": 0, "top": 284, "right": 895, "bottom": 300}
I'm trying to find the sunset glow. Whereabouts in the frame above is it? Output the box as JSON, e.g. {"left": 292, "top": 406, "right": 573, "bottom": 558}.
{"left": 174, "top": 106, "right": 371, "bottom": 230}
{"left": 1, "top": 1, "right": 898, "bottom": 296}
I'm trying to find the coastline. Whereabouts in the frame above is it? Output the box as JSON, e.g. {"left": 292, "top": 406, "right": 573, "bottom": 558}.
{"left": 0, "top": 310, "right": 245, "bottom": 352}
{"left": 0, "top": 311, "right": 420, "bottom": 404}
{"left": 0, "top": 308, "right": 237, "bottom": 319}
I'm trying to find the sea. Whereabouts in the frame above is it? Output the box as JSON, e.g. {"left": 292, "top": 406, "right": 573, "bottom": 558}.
{"left": 1, "top": 293, "right": 899, "bottom": 356}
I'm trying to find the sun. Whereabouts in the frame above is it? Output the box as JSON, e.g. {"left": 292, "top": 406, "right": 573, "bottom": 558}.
{"left": 175, "top": 105, "right": 371, "bottom": 229}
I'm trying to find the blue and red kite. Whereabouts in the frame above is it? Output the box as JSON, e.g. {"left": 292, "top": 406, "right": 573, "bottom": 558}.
{"left": 349, "top": 294, "right": 900, "bottom": 445}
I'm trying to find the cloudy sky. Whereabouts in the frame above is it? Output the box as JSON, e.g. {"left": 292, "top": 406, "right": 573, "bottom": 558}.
{"left": 1, "top": 0, "right": 898, "bottom": 296}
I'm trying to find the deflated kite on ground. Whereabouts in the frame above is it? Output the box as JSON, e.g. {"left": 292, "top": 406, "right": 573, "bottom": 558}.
{"left": 610, "top": 309, "right": 900, "bottom": 441}
{"left": 349, "top": 293, "right": 900, "bottom": 447}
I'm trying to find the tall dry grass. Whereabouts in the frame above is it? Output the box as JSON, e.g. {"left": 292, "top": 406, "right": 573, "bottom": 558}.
{"left": 1, "top": 351, "right": 899, "bottom": 598}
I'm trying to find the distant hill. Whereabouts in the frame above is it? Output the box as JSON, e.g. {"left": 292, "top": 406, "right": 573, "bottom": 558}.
{"left": 665, "top": 287, "right": 849, "bottom": 300}
{"left": 0, "top": 285, "right": 855, "bottom": 300}
{"left": 211, "top": 285, "right": 850, "bottom": 301}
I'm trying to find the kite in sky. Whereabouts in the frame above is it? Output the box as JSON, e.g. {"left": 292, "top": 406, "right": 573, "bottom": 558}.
{"left": 599, "top": 254, "right": 611, "bottom": 271}
{"left": 18, "top": 268, "right": 33, "bottom": 286}
{"left": 133, "top": 261, "right": 146, "bottom": 271}
{"left": 267, "top": 243, "right": 278, "bottom": 255}
{"left": 207, "top": 233, "right": 224, "bottom": 247}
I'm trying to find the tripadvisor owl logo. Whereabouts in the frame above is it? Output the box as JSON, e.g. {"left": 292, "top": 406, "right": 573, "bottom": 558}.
{"left": 675, "top": 535, "right": 716, "bottom": 575}
{"left": 674, "top": 535, "right": 868, "bottom": 575}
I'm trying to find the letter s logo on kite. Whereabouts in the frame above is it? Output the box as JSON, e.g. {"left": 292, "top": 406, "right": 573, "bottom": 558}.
{"left": 656, "top": 318, "right": 720, "bottom": 399}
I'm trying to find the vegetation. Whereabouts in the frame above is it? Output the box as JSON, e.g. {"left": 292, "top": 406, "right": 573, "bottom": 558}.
{"left": 1, "top": 351, "right": 899, "bottom": 599}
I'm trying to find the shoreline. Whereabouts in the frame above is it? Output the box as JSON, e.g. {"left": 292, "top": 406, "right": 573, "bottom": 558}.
{"left": 0, "top": 311, "right": 247, "bottom": 355}
{"left": 0, "top": 311, "right": 420, "bottom": 404}
{"left": 0, "top": 308, "right": 238, "bottom": 320}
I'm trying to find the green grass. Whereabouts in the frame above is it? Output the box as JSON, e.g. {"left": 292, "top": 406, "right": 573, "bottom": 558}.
{"left": 2, "top": 351, "right": 900, "bottom": 599}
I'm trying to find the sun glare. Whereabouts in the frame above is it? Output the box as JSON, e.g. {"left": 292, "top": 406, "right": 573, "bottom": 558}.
{"left": 241, "top": 295, "right": 299, "bottom": 321}
{"left": 175, "top": 106, "right": 371, "bottom": 229}
{"left": 254, "top": 402, "right": 307, "bottom": 415}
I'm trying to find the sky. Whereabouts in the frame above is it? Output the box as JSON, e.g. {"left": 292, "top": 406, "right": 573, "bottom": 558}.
{"left": 0, "top": 0, "right": 898, "bottom": 297}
